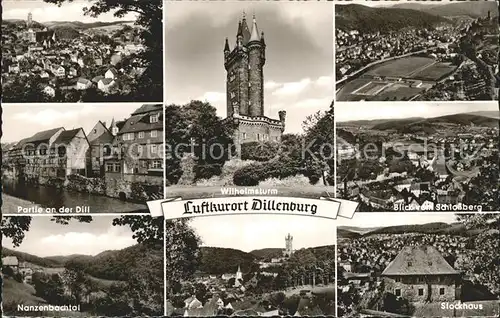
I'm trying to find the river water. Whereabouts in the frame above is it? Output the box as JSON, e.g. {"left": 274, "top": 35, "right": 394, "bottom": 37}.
{"left": 2, "top": 179, "right": 148, "bottom": 213}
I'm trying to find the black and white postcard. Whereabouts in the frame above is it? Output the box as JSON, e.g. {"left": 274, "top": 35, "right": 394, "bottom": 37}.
{"left": 1, "top": 0, "right": 163, "bottom": 102}
{"left": 165, "top": 1, "right": 334, "bottom": 200}
{"left": 337, "top": 212, "right": 500, "bottom": 317}
{"left": 1, "top": 215, "right": 164, "bottom": 317}
{"left": 1, "top": 104, "right": 164, "bottom": 214}
{"left": 166, "top": 214, "right": 336, "bottom": 316}
{"left": 335, "top": 0, "right": 499, "bottom": 102}
{"left": 336, "top": 101, "right": 499, "bottom": 212}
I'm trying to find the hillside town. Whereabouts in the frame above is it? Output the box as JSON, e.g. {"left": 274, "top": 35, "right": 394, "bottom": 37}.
{"left": 1, "top": 12, "right": 148, "bottom": 102}
{"left": 167, "top": 235, "right": 336, "bottom": 316}
{"left": 2, "top": 104, "right": 163, "bottom": 210}
{"left": 337, "top": 225, "right": 500, "bottom": 317}
{"left": 337, "top": 115, "right": 499, "bottom": 212}
{"left": 336, "top": 9, "right": 499, "bottom": 101}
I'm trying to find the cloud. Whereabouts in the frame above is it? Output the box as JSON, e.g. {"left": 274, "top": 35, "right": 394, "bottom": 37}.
{"left": 40, "top": 226, "right": 136, "bottom": 256}
{"left": 264, "top": 81, "right": 281, "bottom": 90}
{"left": 315, "top": 75, "right": 334, "bottom": 87}
{"left": 271, "top": 78, "right": 312, "bottom": 96}
{"left": 3, "top": 1, "right": 137, "bottom": 23}
{"left": 293, "top": 97, "right": 332, "bottom": 109}
{"left": 12, "top": 105, "right": 98, "bottom": 126}
{"left": 197, "top": 91, "right": 226, "bottom": 104}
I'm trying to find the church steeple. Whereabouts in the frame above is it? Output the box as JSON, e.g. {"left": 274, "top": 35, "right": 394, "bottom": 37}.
{"left": 249, "top": 15, "right": 260, "bottom": 42}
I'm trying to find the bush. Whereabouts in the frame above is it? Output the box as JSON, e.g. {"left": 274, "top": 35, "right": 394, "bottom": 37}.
{"left": 233, "top": 156, "right": 301, "bottom": 186}
{"left": 193, "top": 163, "right": 223, "bottom": 181}
{"left": 240, "top": 141, "right": 280, "bottom": 162}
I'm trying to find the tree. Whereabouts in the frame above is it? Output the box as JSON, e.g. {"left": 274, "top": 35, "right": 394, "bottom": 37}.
{"left": 165, "top": 219, "right": 202, "bottom": 297}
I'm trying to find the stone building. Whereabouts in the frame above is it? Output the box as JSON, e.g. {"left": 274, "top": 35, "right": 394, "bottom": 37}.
{"left": 223, "top": 13, "right": 285, "bottom": 145}
{"left": 86, "top": 120, "right": 123, "bottom": 176}
{"left": 21, "top": 127, "right": 65, "bottom": 180}
{"left": 381, "top": 245, "right": 461, "bottom": 302}
{"left": 104, "top": 104, "right": 164, "bottom": 200}
{"left": 45, "top": 128, "right": 89, "bottom": 178}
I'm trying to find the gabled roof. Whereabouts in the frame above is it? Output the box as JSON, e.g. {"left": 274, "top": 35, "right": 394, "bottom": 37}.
{"left": 52, "top": 128, "right": 84, "bottom": 146}
{"left": 131, "top": 104, "right": 162, "bottom": 115}
{"left": 24, "top": 127, "right": 64, "bottom": 144}
{"left": 3, "top": 256, "right": 19, "bottom": 266}
{"left": 382, "top": 245, "right": 460, "bottom": 276}
{"left": 99, "top": 78, "right": 115, "bottom": 85}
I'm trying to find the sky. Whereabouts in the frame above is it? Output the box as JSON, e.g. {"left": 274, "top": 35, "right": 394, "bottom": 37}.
{"left": 165, "top": 1, "right": 334, "bottom": 134}
{"left": 336, "top": 101, "right": 499, "bottom": 122}
{"left": 2, "top": 216, "right": 137, "bottom": 257}
{"left": 1, "top": 104, "right": 147, "bottom": 143}
{"left": 348, "top": 0, "right": 453, "bottom": 8}
{"left": 190, "top": 214, "right": 336, "bottom": 252}
{"left": 2, "top": 0, "right": 137, "bottom": 23}
{"left": 336, "top": 212, "right": 459, "bottom": 228}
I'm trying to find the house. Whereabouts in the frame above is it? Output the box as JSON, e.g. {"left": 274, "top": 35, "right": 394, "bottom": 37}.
{"left": 106, "top": 104, "right": 163, "bottom": 176}
{"left": 105, "top": 67, "right": 118, "bottom": 79}
{"left": 381, "top": 245, "right": 461, "bottom": 302}
{"left": 86, "top": 120, "right": 121, "bottom": 176}
{"left": 97, "top": 78, "right": 117, "bottom": 92}
{"left": 40, "top": 71, "right": 50, "bottom": 78}
{"left": 46, "top": 128, "right": 89, "bottom": 178}
{"left": 43, "top": 85, "right": 56, "bottom": 97}
{"left": 76, "top": 78, "right": 92, "bottom": 90}
{"left": 2, "top": 256, "right": 19, "bottom": 272}
{"left": 51, "top": 65, "right": 66, "bottom": 77}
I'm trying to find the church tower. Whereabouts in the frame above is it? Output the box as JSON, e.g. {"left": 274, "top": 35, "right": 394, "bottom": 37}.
{"left": 223, "top": 12, "right": 285, "bottom": 145}
{"left": 236, "top": 265, "right": 243, "bottom": 280}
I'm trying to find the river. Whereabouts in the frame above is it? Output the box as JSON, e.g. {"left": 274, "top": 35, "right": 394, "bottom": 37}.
{"left": 2, "top": 179, "right": 148, "bottom": 214}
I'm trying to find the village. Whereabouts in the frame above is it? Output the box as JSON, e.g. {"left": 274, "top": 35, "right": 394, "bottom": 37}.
{"left": 1, "top": 12, "right": 147, "bottom": 102}
{"left": 336, "top": 6, "right": 498, "bottom": 101}
{"left": 167, "top": 234, "right": 336, "bottom": 316}
{"left": 337, "top": 112, "right": 499, "bottom": 212}
{"left": 337, "top": 218, "right": 500, "bottom": 317}
{"left": 1, "top": 104, "right": 163, "bottom": 212}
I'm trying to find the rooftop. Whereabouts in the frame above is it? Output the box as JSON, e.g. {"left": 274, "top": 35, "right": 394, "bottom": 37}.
{"left": 382, "top": 245, "right": 460, "bottom": 276}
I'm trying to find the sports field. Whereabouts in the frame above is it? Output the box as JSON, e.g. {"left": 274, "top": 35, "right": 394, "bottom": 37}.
{"left": 337, "top": 56, "right": 458, "bottom": 101}
{"left": 366, "top": 56, "right": 437, "bottom": 78}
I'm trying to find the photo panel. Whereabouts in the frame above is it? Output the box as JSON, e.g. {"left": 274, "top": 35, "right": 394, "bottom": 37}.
{"left": 337, "top": 212, "right": 500, "bottom": 317}
{"left": 1, "top": 215, "right": 164, "bottom": 317}
{"left": 166, "top": 214, "right": 336, "bottom": 317}
{"left": 336, "top": 101, "right": 499, "bottom": 212}
{"left": 2, "top": 103, "right": 164, "bottom": 215}
{"left": 165, "top": 1, "right": 335, "bottom": 202}
{"left": 1, "top": 0, "right": 163, "bottom": 103}
{"left": 335, "top": 0, "right": 499, "bottom": 102}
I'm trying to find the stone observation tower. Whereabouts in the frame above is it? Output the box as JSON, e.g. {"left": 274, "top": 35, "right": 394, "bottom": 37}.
{"left": 224, "top": 12, "right": 286, "bottom": 146}
{"left": 283, "top": 233, "right": 294, "bottom": 257}
{"left": 27, "top": 12, "right": 33, "bottom": 28}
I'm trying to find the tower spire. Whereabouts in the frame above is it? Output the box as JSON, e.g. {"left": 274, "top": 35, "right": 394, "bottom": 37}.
{"left": 224, "top": 37, "right": 230, "bottom": 53}
{"left": 249, "top": 14, "right": 260, "bottom": 42}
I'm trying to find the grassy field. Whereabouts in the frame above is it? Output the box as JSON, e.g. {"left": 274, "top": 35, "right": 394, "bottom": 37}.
{"left": 412, "top": 62, "right": 456, "bottom": 81}
{"left": 166, "top": 185, "right": 336, "bottom": 200}
{"left": 366, "top": 56, "right": 436, "bottom": 78}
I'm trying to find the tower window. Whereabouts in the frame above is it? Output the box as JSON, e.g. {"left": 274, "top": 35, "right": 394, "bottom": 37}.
{"left": 395, "top": 289, "right": 401, "bottom": 297}
{"left": 242, "top": 132, "right": 247, "bottom": 140}
{"left": 418, "top": 288, "right": 424, "bottom": 296}
{"left": 439, "top": 288, "right": 445, "bottom": 295}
